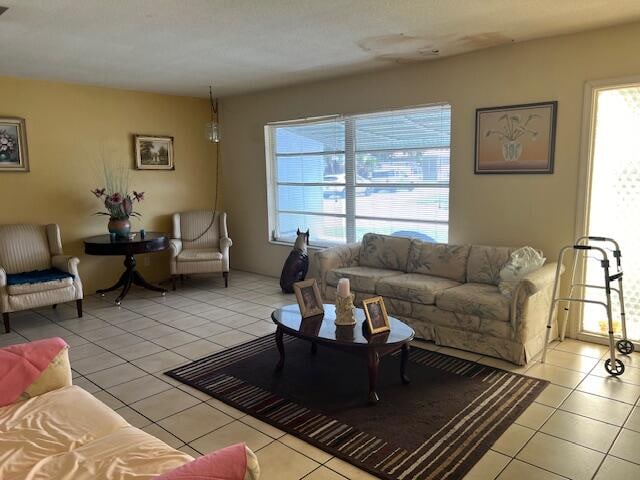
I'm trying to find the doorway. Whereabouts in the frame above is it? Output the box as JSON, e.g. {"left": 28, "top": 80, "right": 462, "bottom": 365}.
{"left": 581, "top": 83, "right": 640, "bottom": 341}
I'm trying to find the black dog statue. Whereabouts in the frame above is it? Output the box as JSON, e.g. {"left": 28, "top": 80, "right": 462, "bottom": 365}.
{"left": 280, "top": 229, "right": 309, "bottom": 293}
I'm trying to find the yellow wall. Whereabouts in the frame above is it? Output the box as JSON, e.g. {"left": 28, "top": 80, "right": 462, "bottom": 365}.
{"left": 0, "top": 76, "right": 217, "bottom": 293}
{"left": 220, "top": 21, "right": 640, "bottom": 280}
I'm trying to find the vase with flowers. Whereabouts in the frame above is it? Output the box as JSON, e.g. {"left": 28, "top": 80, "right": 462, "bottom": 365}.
{"left": 91, "top": 162, "right": 144, "bottom": 238}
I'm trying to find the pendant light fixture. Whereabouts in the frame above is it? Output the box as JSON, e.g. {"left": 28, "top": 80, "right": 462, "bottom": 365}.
{"left": 205, "top": 85, "right": 220, "bottom": 143}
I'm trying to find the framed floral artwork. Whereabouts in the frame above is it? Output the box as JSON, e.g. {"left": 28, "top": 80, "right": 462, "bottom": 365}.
{"left": 134, "top": 135, "right": 174, "bottom": 170}
{"left": 0, "top": 117, "right": 29, "bottom": 172}
{"left": 475, "top": 101, "right": 557, "bottom": 174}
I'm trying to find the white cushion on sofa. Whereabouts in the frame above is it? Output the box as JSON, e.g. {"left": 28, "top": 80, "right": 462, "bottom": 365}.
{"left": 326, "top": 266, "right": 403, "bottom": 293}
{"left": 435, "top": 283, "right": 511, "bottom": 322}
{"left": 376, "top": 273, "right": 460, "bottom": 305}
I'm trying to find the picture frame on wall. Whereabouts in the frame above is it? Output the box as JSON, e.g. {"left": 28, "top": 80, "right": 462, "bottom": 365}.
{"left": 362, "top": 296, "right": 391, "bottom": 335}
{"left": 475, "top": 101, "right": 557, "bottom": 174}
{"left": 0, "top": 116, "right": 29, "bottom": 172}
{"left": 134, "top": 135, "right": 174, "bottom": 170}
{"left": 293, "top": 279, "right": 324, "bottom": 319}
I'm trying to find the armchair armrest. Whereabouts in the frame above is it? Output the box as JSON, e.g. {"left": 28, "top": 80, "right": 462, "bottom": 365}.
{"left": 0, "top": 266, "right": 6, "bottom": 288}
{"left": 169, "top": 239, "right": 183, "bottom": 258}
{"left": 220, "top": 237, "right": 233, "bottom": 249}
{"left": 51, "top": 255, "right": 80, "bottom": 276}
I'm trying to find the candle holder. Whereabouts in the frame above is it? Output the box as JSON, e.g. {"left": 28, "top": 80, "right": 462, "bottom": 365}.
{"left": 335, "top": 294, "right": 356, "bottom": 326}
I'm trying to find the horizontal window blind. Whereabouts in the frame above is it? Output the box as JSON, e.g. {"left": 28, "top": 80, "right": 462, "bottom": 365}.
{"left": 267, "top": 105, "right": 451, "bottom": 245}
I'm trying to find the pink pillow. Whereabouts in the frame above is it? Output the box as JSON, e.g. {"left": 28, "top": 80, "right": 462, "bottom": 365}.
{"left": 156, "top": 443, "right": 248, "bottom": 480}
{"left": 0, "top": 337, "right": 69, "bottom": 407}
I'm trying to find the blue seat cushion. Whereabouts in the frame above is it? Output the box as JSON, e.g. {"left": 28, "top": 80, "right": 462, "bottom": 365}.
{"left": 6, "top": 268, "right": 74, "bottom": 286}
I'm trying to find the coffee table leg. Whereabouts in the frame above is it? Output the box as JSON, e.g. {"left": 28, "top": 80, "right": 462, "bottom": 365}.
{"left": 401, "top": 343, "right": 410, "bottom": 384}
{"left": 275, "top": 327, "right": 285, "bottom": 371}
{"left": 368, "top": 350, "right": 380, "bottom": 405}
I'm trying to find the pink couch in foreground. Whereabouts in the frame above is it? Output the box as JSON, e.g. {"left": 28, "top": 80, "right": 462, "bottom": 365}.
{"left": 0, "top": 338, "right": 260, "bottom": 480}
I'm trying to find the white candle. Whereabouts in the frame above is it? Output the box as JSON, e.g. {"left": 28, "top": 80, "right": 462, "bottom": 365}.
{"left": 337, "top": 278, "right": 350, "bottom": 298}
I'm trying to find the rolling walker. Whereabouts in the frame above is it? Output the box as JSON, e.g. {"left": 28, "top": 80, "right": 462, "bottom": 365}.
{"left": 540, "top": 236, "right": 634, "bottom": 376}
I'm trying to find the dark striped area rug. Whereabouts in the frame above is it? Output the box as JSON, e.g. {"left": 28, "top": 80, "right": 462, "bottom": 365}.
{"left": 166, "top": 335, "right": 547, "bottom": 480}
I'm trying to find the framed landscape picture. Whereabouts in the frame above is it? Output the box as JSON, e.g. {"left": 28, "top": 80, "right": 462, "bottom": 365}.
{"left": 0, "top": 117, "right": 29, "bottom": 172}
{"left": 475, "top": 101, "right": 557, "bottom": 174}
{"left": 134, "top": 135, "right": 174, "bottom": 170}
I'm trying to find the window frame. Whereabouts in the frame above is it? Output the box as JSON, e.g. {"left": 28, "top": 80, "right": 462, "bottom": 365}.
{"left": 265, "top": 104, "right": 451, "bottom": 247}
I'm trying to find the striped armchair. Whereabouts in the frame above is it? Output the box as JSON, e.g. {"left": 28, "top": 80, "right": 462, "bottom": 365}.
{"left": 169, "top": 210, "right": 232, "bottom": 289}
{"left": 0, "top": 224, "right": 83, "bottom": 333}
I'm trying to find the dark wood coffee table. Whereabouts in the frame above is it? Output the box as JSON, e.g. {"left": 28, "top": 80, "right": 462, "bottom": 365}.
{"left": 84, "top": 232, "right": 169, "bottom": 305}
{"left": 271, "top": 304, "right": 415, "bottom": 404}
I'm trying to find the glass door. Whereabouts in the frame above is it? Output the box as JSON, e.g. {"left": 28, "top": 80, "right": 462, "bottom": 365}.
{"left": 582, "top": 85, "right": 640, "bottom": 340}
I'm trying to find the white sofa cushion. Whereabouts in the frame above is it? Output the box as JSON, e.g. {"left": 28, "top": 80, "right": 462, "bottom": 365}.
{"left": 359, "top": 233, "right": 411, "bottom": 271}
{"left": 406, "top": 241, "right": 471, "bottom": 282}
{"left": 326, "top": 266, "right": 403, "bottom": 293}
{"left": 376, "top": 273, "right": 460, "bottom": 305}
{"left": 7, "top": 277, "right": 73, "bottom": 295}
{"left": 177, "top": 248, "right": 223, "bottom": 262}
{"left": 435, "top": 283, "right": 511, "bottom": 322}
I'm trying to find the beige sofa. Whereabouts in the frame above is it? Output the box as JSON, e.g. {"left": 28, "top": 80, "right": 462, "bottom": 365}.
{"left": 0, "top": 343, "right": 259, "bottom": 479}
{"left": 316, "top": 233, "right": 558, "bottom": 365}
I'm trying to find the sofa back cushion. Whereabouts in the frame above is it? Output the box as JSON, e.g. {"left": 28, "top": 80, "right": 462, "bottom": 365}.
{"left": 406, "top": 241, "right": 470, "bottom": 282}
{"left": 466, "top": 245, "right": 516, "bottom": 285}
{"left": 359, "top": 233, "right": 411, "bottom": 271}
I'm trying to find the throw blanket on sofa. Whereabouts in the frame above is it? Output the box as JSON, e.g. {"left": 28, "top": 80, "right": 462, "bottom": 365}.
{"left": 0, "top": 337, "right": 70, "bottom": 406}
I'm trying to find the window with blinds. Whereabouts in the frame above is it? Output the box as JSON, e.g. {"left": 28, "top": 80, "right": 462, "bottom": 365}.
{"left": 265, "top": 105, "right": 451, "bottom": 245}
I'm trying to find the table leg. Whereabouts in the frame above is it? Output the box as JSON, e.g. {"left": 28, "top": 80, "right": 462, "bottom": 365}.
{"left": 368, "top": 350, "right": 380, "bottom": 405}
{"left": 275, "top": 327, "right": 285, "bottom": 371}
{"left": 400, "top": 343, "right": 411, "bottom": 384}
{"left": 132, "top": 269, "right": 167, "bottom": 294}
{"left": 96, "top": 269, "right": 128, "bottom": 295}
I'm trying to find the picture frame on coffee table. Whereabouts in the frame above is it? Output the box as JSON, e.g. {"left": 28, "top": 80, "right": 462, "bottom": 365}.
{"left": 362, "top": 296, "right": 390, "bottom": 334}
{"left": 293, "top": 279, "right": 324, "bottom": 319}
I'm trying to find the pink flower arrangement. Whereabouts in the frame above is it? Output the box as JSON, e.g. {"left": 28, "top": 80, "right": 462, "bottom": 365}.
{"left": 92, "top": 188, "right": 144, "bottom": 220}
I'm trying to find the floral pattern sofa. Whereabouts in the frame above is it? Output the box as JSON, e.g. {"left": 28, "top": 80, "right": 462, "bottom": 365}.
{"left": 315, "top": 233, "right": 558, "bottom": 365}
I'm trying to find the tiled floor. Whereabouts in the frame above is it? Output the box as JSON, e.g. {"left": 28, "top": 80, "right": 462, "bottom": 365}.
{"left": 3, "top": 270, "right": 640, "bottom": 479}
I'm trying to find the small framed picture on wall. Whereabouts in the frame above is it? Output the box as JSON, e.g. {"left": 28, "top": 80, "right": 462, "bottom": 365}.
{"left": 134, "top": 135, "right": 174, "bottom": 170}
{"left": 0, "top": 117, "right": 29, "bottom": 172}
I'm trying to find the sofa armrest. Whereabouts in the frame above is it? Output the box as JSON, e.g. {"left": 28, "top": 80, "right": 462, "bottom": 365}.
{"left": 510, "top": 262, "right": 563, "bottom": 336}
{"left": 516, "top": 262, "right": 560, "bottom": 296}
{"left": 220, "top": 237, "right": 233, "bottom": 250}
{"left": 169, "top": 239, "right": 183, "bottom": 258}
{"left": 51, "top": 255, "right": 80, "bottom": 276}
{"left": 314, "top": 243, "right": 360, "bottom": 296}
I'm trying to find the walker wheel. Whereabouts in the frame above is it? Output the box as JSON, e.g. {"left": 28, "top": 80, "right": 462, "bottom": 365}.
{"left": 604, "top": 358, "right": 625, "bottom": 376}
{"left": 616, "top": 339, "right": 635, "bottom": 355}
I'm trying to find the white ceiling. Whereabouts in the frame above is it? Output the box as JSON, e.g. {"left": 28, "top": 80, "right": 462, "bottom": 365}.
{"left": 1, "top": 0, "right": 639, "bottom": 98}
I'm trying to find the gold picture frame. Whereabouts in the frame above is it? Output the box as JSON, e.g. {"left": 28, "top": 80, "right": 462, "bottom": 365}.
{"left": 0, "top": 116, "right": 29, "bottom": 172}
{"left": 293, "top": 279, "right": 324, "bottom": 319}
{"left": 362, "top": 296, "right": 390, "bottom": 334}
{"left": 134, "top": 134, "right": 174, "bottom": 170}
